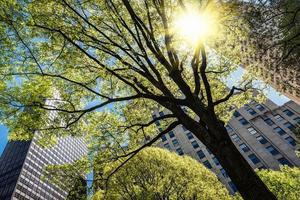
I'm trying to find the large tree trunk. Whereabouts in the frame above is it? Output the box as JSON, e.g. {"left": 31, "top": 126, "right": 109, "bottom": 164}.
{"left": 182, "top": 115, "right": 277, "bottom": 200}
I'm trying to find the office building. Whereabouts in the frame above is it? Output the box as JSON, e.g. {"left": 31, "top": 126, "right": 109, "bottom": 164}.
{"left": 155, "top": 99, "right": 300, "bottom": 193}
{"left": 0, "top": 135, "right": 87, "bottom": 200}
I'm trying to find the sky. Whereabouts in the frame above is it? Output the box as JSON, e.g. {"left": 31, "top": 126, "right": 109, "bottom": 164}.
{"left": 0, "top": 67, "right": 291, "bottom": 156}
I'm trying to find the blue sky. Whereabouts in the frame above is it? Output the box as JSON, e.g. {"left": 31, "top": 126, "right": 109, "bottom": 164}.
{"left": 0, "top": 125, "right": 8, "bottom": 155}
{"left": 0, "top": 67, "right": 291, "bottom": 156}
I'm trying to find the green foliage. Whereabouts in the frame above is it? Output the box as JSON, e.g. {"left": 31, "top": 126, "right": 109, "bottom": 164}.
{"left": 93, "top": 147, "right": 231, "bottom": 200}
{"left": 0, "top": 0, "right": 257, "bottom": 143}
{"left": 257, "top": 166, "right": 300, "bottom": 200}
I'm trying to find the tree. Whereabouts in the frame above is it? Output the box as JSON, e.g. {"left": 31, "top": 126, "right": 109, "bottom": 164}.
{"left": 241, "top": 0, "right": 300, "bottom": 65}
{"left": 257, "top": 166, "right": 300, "bottom": 200}
{"left": 0, "top": 0, "right": 275, "bottom": 199}
{"left": 92, "top": 147, "right": 232, "bottom": 200}
{"left": 239, "top": 0, "right": 300, "bottom": 101}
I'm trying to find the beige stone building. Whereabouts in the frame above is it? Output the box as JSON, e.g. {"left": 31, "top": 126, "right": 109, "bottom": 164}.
{"left": 154, "top": 99, "right": 300, "bottom": 193}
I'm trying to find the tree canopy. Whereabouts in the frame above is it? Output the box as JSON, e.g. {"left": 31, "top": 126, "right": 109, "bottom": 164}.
{"left": 257, "top": 166, "right": 300, "bottom": 200}
{"left": 92, "top": 147, "right": 232, "bottom": 200}
{"left": 0, "top": 0, "right": 275, "bottom": 198}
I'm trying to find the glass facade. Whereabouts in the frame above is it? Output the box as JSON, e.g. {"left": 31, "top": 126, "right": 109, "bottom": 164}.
{"left": 0, "top": 135, "right": 87, "bottom": 200}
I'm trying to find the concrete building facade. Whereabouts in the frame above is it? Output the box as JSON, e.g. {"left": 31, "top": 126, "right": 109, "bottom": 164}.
{"left": 155, "top": 99, "right": 300, "bottom": 193}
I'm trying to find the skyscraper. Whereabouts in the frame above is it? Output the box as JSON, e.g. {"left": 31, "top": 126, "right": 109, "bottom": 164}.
{"left": 0, "top": 135, "right": 87, "bottom": 200}
{"left": 155, "top": 99, "right": 300, "bottom": 193}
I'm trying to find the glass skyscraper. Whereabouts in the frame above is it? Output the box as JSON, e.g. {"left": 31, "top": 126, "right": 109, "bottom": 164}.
{"left": 0, "top": 135, "right": 87, "bottom": 200}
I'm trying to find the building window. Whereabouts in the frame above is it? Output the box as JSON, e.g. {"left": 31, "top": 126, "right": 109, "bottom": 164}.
{"left": 285, "top": 136, "right": 296, "bottom": 147}
{"left": 247, "top": 108, "right": 257, "bottom": 115}
{"left": 278, "top": 157, "right": 292, "bottom": 167}
{"left": 247, "top": 127, "right": 257, "bottom": 135}
{"left": 256, "top": 104, "right": 265, "bottom": 111}
{"left": 284, "top": 122, "right": 295, "bottom": 131}
{"left": 164, "top": 143, "right": 171, "bottom": 150}
{"left": 191, "top": 141, "right": 199, "bottom": 149}
{"left": 258, "top": 165, "right": 266, "bottom": 170}
{"left": 239, "top": 118, "right": 249, "bottom": 125}
{"left": 169, "top": 131, "right": 175, "bottom": 138}
{"left": 231, "top": 134, "right": 240, "bottom": 142}
{"left": 266, "top": 145, "right": 280, "bottom": 155}
{"left": 273, "top": 127, "right": 286, "bottom": 136}
{"left": 220, "top": 168, "right": 228, "bottom": 178}
{"left": 264, "top": 118, "right": 274, "bottom": 126}
{"left": 228, "top": 181, "right": 237, "bottom": 193}
{"left": 294, "top": 117, "right": 300, "bottom": 124}
{"left": 155, "top": 120, "right": 160, "bottom": 126}
{"left": 213, "top": 157, "right": 220, "bottom": 166}
{"left": 172, "top": 139, "right": 179, "bottom": 147}
{"left": 283, "top": 109, "right": 294, "bottom": 117}
{"left": 274, "top": 114, "right": 284, "bottom": 122}
{"left": 159, "top": 111, "right": 164, "bottom": 116}
{"left": 206, "top": 148, "right": 213, "bottom": 154}
{"left": 239, "top": 143, "right": 250, "bottom": 152}
{"left": 186, "top": 132, "right": 194, "bottom": 140}
{"left": 203, "top": 160, "right": 212, "bottom": 169}
{"left": 161, "top": 135, "right": 167, "bottom": 142}
{"left": 176, "top": 148, "right": 184, "bottom": 155}
{"left": 248, "top": 154, "right": 261, "bottom": 164}
{"left": 226, "top": 125, "right": 233, "bottom": 132}
{"left": 256, "top": 136, "right": 268, "bottom": 144}
{"left": 233, "top": 111, "right": 241, "bottom": 118}
{"left": 197, "top": 150, "right": 205, "bottom": 159}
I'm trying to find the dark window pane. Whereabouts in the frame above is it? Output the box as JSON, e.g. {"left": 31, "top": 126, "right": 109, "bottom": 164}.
{"left": 161, "top": 135, "right": 167, "bottom": 142}
{"left": 274, "top": 127, "right": 286, "bottom": 135}
{"left": 256, "top": 104, "right": 265, "bottom": 111}
{"left": 248, "top": 154, "right": 260, "bottom": 164}
{"left": 266, "top": 145, "right": 279, "bottom": 155}
{"left": 283, "top": 109, "right": 294, "bottom": 117}
{"left": 155, "top": 121, "right": 160, "bottom": 126}
{"left": 159, "top": 111, "right": 164, "bottom": 116}
{"left": 239, "top": 118, "right": 249, "bottom": 125}
{"left": 169, "top": 131, "right": 175, "bottom": 138}
{"left": 278, "top": 157, "right": 292, "bottom": 167}
{"left": 294, "top": 117, "right": 300, "bottom": 124}
{"left": 203, "top": 160, "right": 212, "bottom": 169}
{"left": 256, "top": 136, "right": 268, "bottom": 144}
{"left": 172, "top": 139, "right": 179, "bottom": 147}
{"left": 247, "top": 108, "right": 257, "bottom": 115}
{"left": 239, "top": 143, "right": 250, "bottom": 152}
{"left": 284, "top": 122, "right": 295, "bottom": 131}
{"left": 233, "top": 111, "right": 241, "bottom": 118}
{"left": 264, "top": 118, "right": 274, "bottom": 126}
{"left": 164, "top": 143, "right": 170, "bottom": 149}
{"left": 191, "top": 141, "right": 199, "bottom": 149}
{"left": 197, "top": 150, "right": 205, "bottom": 159}
{"left": 186, "top": 132, "right": 194, "bottom": 140}
{"left": 176, "top": 148, "right": 184, "bottom": 155}
{"left": 213, "top": 157, "right": 220, "bottom": 166}
{"left": 285, "top": 136, "right": 296, "bottom": 146}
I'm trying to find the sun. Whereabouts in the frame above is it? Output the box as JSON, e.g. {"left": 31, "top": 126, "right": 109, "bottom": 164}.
{"left": 174, "top": 10, "right": 218, "bottom": 43}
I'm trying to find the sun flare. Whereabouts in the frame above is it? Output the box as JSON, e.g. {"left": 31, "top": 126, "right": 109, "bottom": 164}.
{"left": 174, "top": 10, "right": 218, "bottom": 43}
